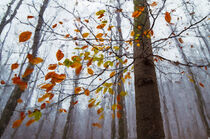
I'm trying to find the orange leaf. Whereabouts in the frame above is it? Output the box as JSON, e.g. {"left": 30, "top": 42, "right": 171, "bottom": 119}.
{"left": 20, "top": 112, "right": 25, "bottom": 120}
{"left": 132, "top": 10, "right": 142, "bottom": 18}
{"left": 96, "top": 33, "right": 103, "bottom": 39}
{"left": 56, "top": 50, "right": 64, "bottom": 61}
{"left": 27, "top": 16, "right": 34, "bottom": 19}
{"left": 11, "top": 63, "right": 19, "bottom": 70}
{"left": 117, "top": 111, "right": 121, "bottom": 118}
{"left": 40, "top": 103, "right": 46, "bottom": 109}
{"left": 1, "top": 80, "right": 5, "bottom": 85}
{"left": 75, "top": 65, "right": 82, "bottom": 75}
{"left": 96, "top": 24, "right": 106, "bottom": 29}
{"left": 22, "top": 68, "right": 34, "bottom": 78}
{"left": 59, "top": 108, "right": 67, "bottom": 113}
{"left": 40, "top": 84, "right": 54, "bottom": 92}
{"left": 110, "top": 71, "right": 116, "bottom": 78}
{"left": 199, "top": 82, "right": 204, "bottom": 88}
{"left": 87, "top": 68, "right": 94, "bottom": 75}
{"left": 30, "top": 57, "right": 43, "bottom": 65}
{"left": 87, "top": 58, "right": 93, "bottom": 67}
{"left": 75, "top": 87, "right": 81, "bottom": 94}
{"left": 117, "top": 94, "right": 120, "bottom": 102}
{"left": 150, "top": 2, "right": 157, "bottom": 7}
{"left": 64, "top": 34, "right": 70, "bottom": 38}
{"left": 88, "top": 100, "right": 96, "bottom": 108}
{"left": 92, "top": 123, "right": 102, "bottom": 128}
{"left": 17, "top": 98, "right": 23, "bottom": 103}
{"left": 48, "top": 64, "right": 57, "bottom": 70}
{"left": 117, "top": 104, "right": 122, "bottom": 110}
{"left": 165, "top": 12, "right": 171, "bottom": 23}
{"left": 82, "top": 33, "right": 89, "bottom": 38}
{"left": 84, "top": 89, "right": 90, "bottom": 96}
{"left": 84, "top": 19, "right": 89, "bottom": 23}
{"left": 12, "top": 119, "right": 23, "bottom": 128}
{"left": 74, "top": 29, "right": 80, "bottom": 32}
{"left": 97, "top": 108, "right": 104, "bottom": 115}
{"left": 81, "top": 45, "right": 88, "bottom": 50}
{"left": 19, "top": 31, "right": 32, "bottom": 42}
{"left": 26, "top": 119, "right": 36, "bottom": 127}
{"left": 52, "top": 24, "right": 57, "bottom": 28}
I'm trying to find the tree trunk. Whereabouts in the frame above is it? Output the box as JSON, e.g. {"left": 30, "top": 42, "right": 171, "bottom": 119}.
{"left": 133, "top": 0, "right": 165, "bottom": 138}
{"left": 0, "top": 0, "right": 49, "bottom": 137}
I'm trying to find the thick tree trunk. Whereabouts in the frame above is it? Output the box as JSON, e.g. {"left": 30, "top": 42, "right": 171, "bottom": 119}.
{"left": 133, "top": 0, "right": 165, "bottom": 138}
{"left": 0, "top": 0, "right": 49, "bottom": 137}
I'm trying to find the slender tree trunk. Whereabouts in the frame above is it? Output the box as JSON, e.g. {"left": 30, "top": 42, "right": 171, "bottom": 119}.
{"left": 115, "top": 1, "right": 128, "bottom": 138}
{"left": 133, "top": 0, "right": 165, "bottom": 138}
{"left": 0, "top": 0, "right": 49, "bottom": 137}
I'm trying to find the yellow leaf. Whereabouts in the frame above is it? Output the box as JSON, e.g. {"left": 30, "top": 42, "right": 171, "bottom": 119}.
{"left": 120, "top": 91, "right": 127, "bottom": 96}
{"left": 82, "top": 33, "right": 89, "bottom": 38}
{"left": 130, "top": 31, "right": 134, "bottom": 36}
{"left": 99, "top": 113, "right": 104, "bottom": 120}
{"left": 87, "top": 68, "right": 94, "bottom": 75}
{"left": 108, "top": 88, "right": 114, "bottom": 95}
{"left": 19, "top": 31, "right": 32, "bottom": 42}
{"left": 112, "top": 104, "right": 117, "bottom": 110}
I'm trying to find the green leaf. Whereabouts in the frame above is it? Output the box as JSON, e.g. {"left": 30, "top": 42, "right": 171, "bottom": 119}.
{"left": 63, "top": 58, "right": 72, "bottom": 67}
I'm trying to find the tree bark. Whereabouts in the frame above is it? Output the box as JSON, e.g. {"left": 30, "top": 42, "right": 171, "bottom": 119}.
{"left": 0, "top": 0, "right": 49, "bottom": 137}
{"left": 133, "top": 0, "right": 165, "bottom": 138}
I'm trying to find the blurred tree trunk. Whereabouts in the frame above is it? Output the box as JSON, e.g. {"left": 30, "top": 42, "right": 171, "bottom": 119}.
{"left": 133, "top": 0, "right": 165, "bottom": 138}
{"left": 116, "top": 0, "right": 128, "bottom": 138}
{"left": 0, "top": 0, "right": 49, "bottom": 137}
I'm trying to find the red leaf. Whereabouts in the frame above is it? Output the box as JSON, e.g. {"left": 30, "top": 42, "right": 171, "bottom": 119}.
{"left": 26, "top": 119, "right": 36, "bottom": 127}
{"left": 27, "top": 16, "right": 34, "bottom": 19}
{"left": 1, "top": 80, "right": 5, "bottom": 85}
{"left": 11, "top": 63, "right": 19, "bottom": 70}
{"left": 41, "top": 103, "right": 46, "bottom": 109}
{"left": 12, "top": 119, "right": 23, "bottom": 128}
{"left": 199, "top": 82, "right": 204, "bottom": 88}
{"left": 165, "top": 12, "right": 171, "bottom": 23}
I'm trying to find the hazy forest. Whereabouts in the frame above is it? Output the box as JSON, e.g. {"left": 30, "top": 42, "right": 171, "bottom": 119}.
{"left": 0, "top": 0, "right": 209, "bottom": 139}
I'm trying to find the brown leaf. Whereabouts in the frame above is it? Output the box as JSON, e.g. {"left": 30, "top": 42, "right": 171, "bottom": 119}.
{"left": 56, "top": 50, "right": 64, "bottom": 61}
{"left": 11, "top": 63, "right": 19, "bottom": 70}
{"left": 165, "top": 12, "right": 171, "bottom": 23}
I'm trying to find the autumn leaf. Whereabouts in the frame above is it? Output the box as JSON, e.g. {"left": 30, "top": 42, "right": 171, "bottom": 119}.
{"left": 81, "top": 45, "right": 88, "bottom": 49}
{"left": 1, "top": 80, "right": 5, "bottom": 85}
{"left": 96, "top": 24, "right": 106, "bottom": 29}
{"left": 92, "top": 123, "right": 102, "bottom": 128}
{"left": 27, "top": 16, "right": 34, "bottom": 19}
{"left": 22, "top": 68, "right": 34, "bottom": 78}
{"left": 52, "top": 24, "right": 57, "bottom": 28}
{"left": 87, "top": 58, "right": 93, "bottom": 67}
{"left": 40, "top": 103, "right": 46, "bottom": 109}
{"left": 112, "top": 104, "right": 117, "bottom": 110}
{"left": 59, "top": 109, "right": 67, "bottom": 113}
{"left": 12, "top": 119, "right": 23, "bottom": 128}
{"left": 117, "top": 111, "right": 121, "bottom": 118}
{"left": 30, "top": 57, "right": 43, "bottom": 65}
{"left": 97, "top": 108, "right": 104, "bottom": 115}
{"left": 120, "top": 91, "right": 128, "bottom": 96}
{"left": 64, "top": 34, "right": 70, "bottom": 38}
{"left": 75, "top": 65, "right": 82, "bottom": 75}
{"left": 96, "top": 33, "right": 103, "bottom": 38}
{"left": 178, "top": 38, "right": 184, "bottom": 43}
{"left": 132, "top": 10, "right": 142, "bottom": 18}
{"left": 74, "top": 29, "right": 80, "bottom": 32}
{"left": 199, "top": 82, "right": 205, "bottom": 88}
{"left": 48, "top": 64, "right": 57, "bottom": 70}
{"left": 11, "top": 63, "right": 19, "bottom": 70}
{"left": 56, "top": 50, "right": 64, "bottom": 61}
{"left": 88, "top": 100, "right": 96, "bottom": 108}
{"left": 72, "top": 100, "right": 78, "bottom": 105}
{"left": 117, "top": 94, "right": 120, "bottom": 102}
{"left": 84, "top": 89, "right": 90, "bottom": 96}
{"left": 87, "top": 68, "right": 94, "bottom": 75}
{"left": 110, "top": 71, "right": 116, "bottom": 78}
{"left": 165, "top": 12, "right": 171, "bottom": 23}
{"left": 59, "top": 21, "right": 63, "bottom": 24}
{"left": 75, "top": 87, "right": 81, "bottom": 94}
{"left": 117, "top": 104, "right": 122, "bottom": 110}
{"left": 17, "top": 98, "right": 23, "bottom": 103}
{"left": 40, "top": 84, "right": 54, "bottom": 92}
{"left": 150, "top": 2, "right": 157, "bottom": 7}
{"left": 26, "top": 119, "right": 36, "bottom": 127}
{"left": 82, "top": 33, "right": 89, "bottom": 38}
{"left": 19, "top": 31, "right": 32, "bottom": 42}
{"left": 96, "top": 10, "right": 105, "bottom": 16}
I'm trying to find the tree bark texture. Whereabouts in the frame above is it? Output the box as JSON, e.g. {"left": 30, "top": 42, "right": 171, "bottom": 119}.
{"left": 133, "top": 0, "right": 165, "bottom": 138}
